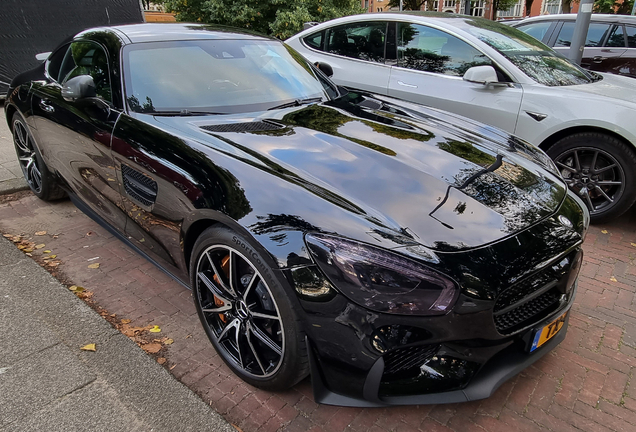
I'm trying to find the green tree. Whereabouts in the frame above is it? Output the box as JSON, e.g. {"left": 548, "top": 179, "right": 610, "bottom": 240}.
{"left": 594, "top": 0, "right": 634, "bottom": 13}
{"left": 160, "top": 0, "right": 364, "bottom": 39}
{"left": 491, "top": 0, "right": 521, "bottom": 15}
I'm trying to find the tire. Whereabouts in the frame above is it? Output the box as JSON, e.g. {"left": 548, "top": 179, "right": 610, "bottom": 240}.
{"left": 11, "top": 112, "right": 66, "bottom": 201}
{"left": 190, "top": 226, "right": 308, "bottom": 390}
{"left": 546, "top": 132, "right": 636, "bottom": 223}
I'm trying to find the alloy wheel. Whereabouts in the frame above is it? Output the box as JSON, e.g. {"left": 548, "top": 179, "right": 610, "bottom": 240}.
{"left": 195, "top": 245, "right": 285, "bottom": 378}
{"left": 554, "top": 147, "right": 624, "bottom": 216}
{"left": 13, "top": 120, "right": 43, "bottom": 194}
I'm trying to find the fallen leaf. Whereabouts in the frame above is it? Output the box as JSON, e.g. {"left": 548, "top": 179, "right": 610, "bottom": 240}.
{"left": 610, "top": 276, "right": 618, "bottom": 282}
{"left": 170, "top": 364, "right": 177, "bottom": 370}
{"left": 86, "top": 231, "right": 93, "bottom": 236}
{"left": 231, "top": 424, "right": 244, "bottom": 432}
{"left": 157, "top": 357, "right": 166, "bottom": 365}
{"left": 35, "top": 244, "right": 45, "bottom": 249}
{"left": 163, "top": 338, "right": 174, "bottom": 345}
{"left": 17, "top": 245, "right": 25, "bottom": 250}
{"left": 88, "top": 263, "right": 100, "bottom": 269}
{"left": 632, "top": 243, "right": 636, "bottom": 247}
{"left": 53, "top": 235, "right": 58, "bottom": 239}
{"left": 35, "top": 231, "right": 47, "bottom": 236}
{"left": 25, "top": 253, "right": 32, "bottom": 257}
{"left": 43, "top": 250, "right": 51, "bottom": 253}
{"left": 47, "top": 261, "right": 60, "bottom": 268}
{"left": 121, "top": 319, "right": 131, "bottom": 324}
{"left": 69, "top": 285, "right": 85, "bottom": 293}
{"left": 48, "top": 254, "right": 57, "bottom": 259}
{"left": 3, "top": 234, "right": 13, "bottom": 238}
{"left": 142, "top": 343, "right": 162, "bottom": 354}
{"left": 601, "top": 229, "right": 608, "bottom": 234}
{"left": 185, "top": 334, "right": 192, "bottom": 339}
{"left": 149, "top": 325, "right": 161, "bottom": 333}
{"left": 80, "top": 343, "right": 96, "bottom": 352}
{"left": 23, "top": 248, "right": 33, "bottom": 253}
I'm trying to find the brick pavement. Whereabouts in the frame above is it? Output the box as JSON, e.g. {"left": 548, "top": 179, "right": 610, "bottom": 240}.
{"left": 1, "top": 194, "right": 636, "bottom": 432}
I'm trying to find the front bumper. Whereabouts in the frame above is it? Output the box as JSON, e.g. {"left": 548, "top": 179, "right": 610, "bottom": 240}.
{"left": 307, "top": 308, "right": 570, "bottom": 407}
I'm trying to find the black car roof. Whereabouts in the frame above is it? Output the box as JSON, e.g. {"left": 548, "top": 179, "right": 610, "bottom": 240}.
{"left": 77, "top": 23, "right": 273, "bottom": 44}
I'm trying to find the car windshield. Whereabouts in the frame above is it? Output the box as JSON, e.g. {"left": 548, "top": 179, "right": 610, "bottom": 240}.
{"left": 123, "top": 39, "right": 334, "bottom": 114}
{"left": 463, "top": 19, "right": 596, "bottom": 86}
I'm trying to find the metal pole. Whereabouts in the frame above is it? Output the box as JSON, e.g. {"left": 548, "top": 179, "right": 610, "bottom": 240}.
{"left": 400, "top": 0, "right": 403, "bottom": 11}
{"left": 568, "top": 0, "right": 594, "bottom": 65}
{"left": 464, "top": 0, "right": 472, "bottom": 15}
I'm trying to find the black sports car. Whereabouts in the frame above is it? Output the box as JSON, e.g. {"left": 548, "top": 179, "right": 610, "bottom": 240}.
{"left": 5, "top": 23, "right": 589, "bottom": 406}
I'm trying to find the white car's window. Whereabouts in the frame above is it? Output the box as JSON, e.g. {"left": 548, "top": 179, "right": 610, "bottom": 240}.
{"left": 606, "top": 25, "right": 625, "bottom": 48}
{"left": 554, "top": 22, "right": 612, "bottom": 48}
{"left": 627, "top": 25, "right": 636, "bottom": 48}
{"left": 515, "top": 21, "right": 552, "bottom": 43}
{"left": 397, "top": 23, "right": 491, "bottom": 76}
{"left": 464, "top": 21, "right": 594, "bottom": 86}
{"left": 324, "top": 22, "right": 387, "bottom": 63}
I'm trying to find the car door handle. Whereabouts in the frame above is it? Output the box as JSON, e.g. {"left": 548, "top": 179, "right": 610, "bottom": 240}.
{"left": 592, "top": 56, "right": 607, "bottom": 63}
{"left": 39, "top": 99, "right": 55, "bottom": 113}
{"left": 397, "top": 80, "right": 418, "bottom": 88}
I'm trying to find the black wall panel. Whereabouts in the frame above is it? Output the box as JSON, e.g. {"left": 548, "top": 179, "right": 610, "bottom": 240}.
{"left": 0, "top": 0, "right": 143, "bottom": 94}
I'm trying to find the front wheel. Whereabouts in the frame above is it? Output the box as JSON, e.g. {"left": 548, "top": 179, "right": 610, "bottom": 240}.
{"left": 11, "top": 112, "right": 66, "bottom": 201}
{"left": 547, "top": 132, "right": 636, "bottom": 223}
{"left": 190, "top": 226, "right": 308, "bottom": 390}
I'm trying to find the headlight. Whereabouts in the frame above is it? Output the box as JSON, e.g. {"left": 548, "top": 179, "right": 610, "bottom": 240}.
{"left": 305, "top": 233, "right": 459, "bottom": 316}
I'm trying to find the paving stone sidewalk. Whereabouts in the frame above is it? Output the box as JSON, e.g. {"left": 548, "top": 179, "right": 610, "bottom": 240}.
{"left": 1, "top": 193, "right": 636, "bottom": 432}
{"left": 0, "top": 106, "right": 28, "bottom": 194}
{"left": 0, "top": 233, "right": 233, "bottom": 432}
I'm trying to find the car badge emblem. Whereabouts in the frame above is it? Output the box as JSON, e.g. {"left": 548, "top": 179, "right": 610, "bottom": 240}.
{"left": 558, "top": 215, "right": 573, "bottom": 228}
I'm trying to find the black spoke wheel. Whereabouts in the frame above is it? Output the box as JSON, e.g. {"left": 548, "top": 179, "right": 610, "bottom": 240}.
{"left": 11, "top": 113, "right": 66, "bottom": 201}
{"left": 547, "top": 133, "right": 636, "bottom": 223}
{"left": 190, "top": 226, "right": 308, "bottom": 389}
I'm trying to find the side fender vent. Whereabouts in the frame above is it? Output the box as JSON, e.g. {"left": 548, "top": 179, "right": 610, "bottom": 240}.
{"left": 200, "top": 121, "right": 284, "bottom": 133}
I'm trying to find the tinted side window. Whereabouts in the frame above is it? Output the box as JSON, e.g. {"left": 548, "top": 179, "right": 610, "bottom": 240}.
{"left": 627, "top": 25, "right": 636, "bottom": 48}
{"left": 606, "top": 25, "right": 625, "bottom": 48}
{"left": 555, "top": 22, "right": 612, "bottom": 47}
{"left": 516, "top": 21, "right": 553, "bottom": 43}
{"left": 46, "top": 45, "right": 69, "bottom": 82}
{"left": 397, "top": 23, "right": 491, "bottom": 76}
{"left": 304, "top": 31, "right": 324, "bottom": 50}
{"left": 325, "top": 22, "right": 386, "bottom": 63}
{"left": 60, "top": 41, "right": 112, "bottom": 102}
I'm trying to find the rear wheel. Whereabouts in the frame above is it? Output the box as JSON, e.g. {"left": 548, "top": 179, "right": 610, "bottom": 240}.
{"left": 190, "top": 226, "right": 308, "bottom": 390}
{"left": 547, "top": 132, "right": 636, "bottom": 223}
{"left": 11, "top": 113, "right": 65, "bottom": 201}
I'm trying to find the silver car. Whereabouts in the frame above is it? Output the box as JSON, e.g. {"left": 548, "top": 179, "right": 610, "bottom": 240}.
{"left": 286, "top": 13, "right": 636, "bottom": 222}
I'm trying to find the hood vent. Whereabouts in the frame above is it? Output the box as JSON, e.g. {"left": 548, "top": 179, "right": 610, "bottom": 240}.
{"left": 200, "top": 121, "right": 284, "bottom": 133}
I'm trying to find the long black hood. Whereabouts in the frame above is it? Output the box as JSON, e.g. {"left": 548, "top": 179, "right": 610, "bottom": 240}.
{"left": 153, "top": 92, "right": 567, "bottom": 252}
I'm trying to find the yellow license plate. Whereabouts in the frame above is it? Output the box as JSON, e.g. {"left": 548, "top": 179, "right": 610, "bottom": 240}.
{"left": 530, "top": 311, "right": 568, "bottom": 352}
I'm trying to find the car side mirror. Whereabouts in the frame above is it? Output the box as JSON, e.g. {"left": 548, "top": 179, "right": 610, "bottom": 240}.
{"left": 463, "top": 66, "right": 500, "bottom": 85}
{"left": 315, "top": 62, "right": 334, "bottom": 78}
{"left": 62, "top": 75, "right": 96, "bottom": 102}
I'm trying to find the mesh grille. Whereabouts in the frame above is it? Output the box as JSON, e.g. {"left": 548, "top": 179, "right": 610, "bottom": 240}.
{"left": 122, "top": 165, "right": 157, "bottom": 207}
{"left": 200, "top": 121, "right": 284, "bottom": 133}
{"left": 494, "top": 272, "right": 555, "bottom": 313}
{"left": 382, "top": 345, "right": 437, "bottom": 378}
{"left": 494, "top": 289, "right": 561, "bottom": 334}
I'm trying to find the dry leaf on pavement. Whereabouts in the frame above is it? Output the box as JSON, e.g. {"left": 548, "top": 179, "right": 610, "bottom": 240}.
{"left": 69, "top": 285, "right": 85, "bottom": 293}
{"left": 121, "top": 319, "right": 131, "bottom": 324}
{"left": 87, "top": 263, "right": 100, "bottom": 269}
{"left": 80, "top": 343, "right": 96, "bottom": 352}
{"left": 35, "top": 244, "right": 45, "bottom": 249}
{"left": 601, "top": 229, "right": 609, "bottom": 234}
{"left": 157, "top": 357, "right": 166, "bottom": 364}
{"left": 142, "top": 343, "right": 162, "bottom": 354}
{"left": 35, "top": 231, "right": 47, "bottom": 236}
{"left": 149, "top": 325, "right": 161, "bottom": 333}
{"left": 43, "top": 250, "right": 51, "bottom": 253}
{"left": 163, "top": 338, "right": 174, "bottom": 345}
{"left": 610, "top": 276, "right": 618, "bottom": 282}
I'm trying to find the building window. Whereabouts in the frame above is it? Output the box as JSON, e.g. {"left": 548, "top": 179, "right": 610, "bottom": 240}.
{"left": 471, "top": 0, "right": 485, "bottom": 16}
{"left": 497, "top": 0, "right": 524, "bottom": 17}
{"left": 543, "top": 0, "right": 562, "bottom": 15}
{"left": 365, "top": 0, "right": 369, "bottom": 9}
{"left": 425, "top": 1, "right": 439, "bottom": 10}
{"left": 443, "top": 0, "right": 456, "bottom": 7}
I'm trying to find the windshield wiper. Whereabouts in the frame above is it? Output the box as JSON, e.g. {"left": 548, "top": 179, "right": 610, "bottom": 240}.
{"left": 151, "top": 109, "right": 226, "bottom": 116}
{"left": 267, "top": 97, "right": 323, "bottom": 111}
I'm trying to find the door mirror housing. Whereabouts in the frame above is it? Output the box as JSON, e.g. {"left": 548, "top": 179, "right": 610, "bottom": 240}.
{"left": 463, "top": 65, "right": 499, "bottom": 85}
{"left": 62, "top": 75, "right": 96, "bottom": 102}
{"left": 315, "top": 62, "right": 334, "bottom": 78}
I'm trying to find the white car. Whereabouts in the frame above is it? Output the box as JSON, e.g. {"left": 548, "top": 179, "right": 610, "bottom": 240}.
{"left": 286, "top": 13, "right": 636, "bottom": 222}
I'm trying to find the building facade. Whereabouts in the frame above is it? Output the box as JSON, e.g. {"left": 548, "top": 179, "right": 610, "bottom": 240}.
{"left": 359, "top": 0, "right": 581, "bottom": 19}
